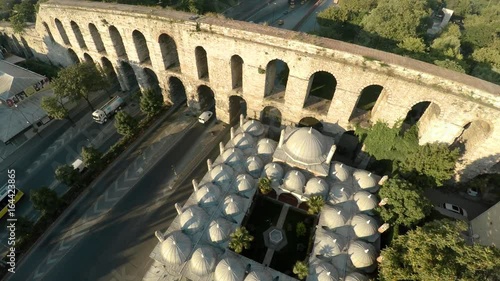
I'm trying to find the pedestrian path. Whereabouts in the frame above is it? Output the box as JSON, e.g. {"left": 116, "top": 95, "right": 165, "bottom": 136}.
{"left": 263, "top": 203, "right": 290, "bottom": 266}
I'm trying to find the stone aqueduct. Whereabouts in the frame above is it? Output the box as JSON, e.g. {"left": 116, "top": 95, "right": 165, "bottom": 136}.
{"left": 1, "top": 0, "right": 499, "bottom": 181}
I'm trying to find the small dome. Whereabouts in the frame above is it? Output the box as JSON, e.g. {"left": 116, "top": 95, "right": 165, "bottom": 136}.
{"left": 321, "top": 206, "right": 349, "bottom": 229}
{"left": 345, "top": 272, "right": 369, "bottom": 281}
{"left": 283, "top": 127, "right": 328, "bottom": 165}
{"left": 221, "top": 148, "right": 245, "bottom": 168}
{"left": 160, "top": 231, "right": 192, "bottom": 265}
{"left": 242, "top": 119, "right": 264, "bottom": 136}
{"left": 347, "top": 240, "right": 377, "bottom": 269}
{"left": 232, "top": 133, "right": 255, "bottom": 150}
{"left": 244, "top": 270, "right": 274, "bottom": 281}
{"left": 223, "top": 194, "right": 245, "bottom": 216}
{"left": 310, "top": 262, "right": 339, "bottom": 281}
{"left": 235, "top": 174, "right": 256, "bottom": 194}
{"left": 328, "top": 183, "right": 353, "bottom": 204}
{"left": 257, "top": 138, "right": 277, "bottom": 158}
{"left": 214, "top": 256, "right": 245, "bottom": 281}
{"left": 211, "top": 164, "right": 235, "bottom": 188}
{"left": 353, "top": 170, "right": 377, "bottom": 190}
{"left": 304, "top": 177, "right": 329, "bottom": 198}
{"left": 196, "top": 183, "right": 221, "bottom": 206}
{"left": 180, "top": 206, "right": 209, "bottom": 234}
{"left": 262, "top": 162, "right": 284, "bottom": 182}
{"left": 353, "top": 191, "right": 379, "bottom": 212}
{"left": 208, "top": 218, "right": 234, "bottom": 243}
{"left": 314, "top": 231, "right": 346, "bottom": 258}
{"left": 329, "top": 163, "right": 350, "bottom": 182}
{"left": 189, "top": 246, "right": 217, "bottom": 276}
{"left": 351, "top": 214, "right": 378, "bottom": 239}
{"left": 283, "top": 170, "right": 306, "bottom": 194}
{"left": 245, "top": 156, "right": 264, "bottom": 178}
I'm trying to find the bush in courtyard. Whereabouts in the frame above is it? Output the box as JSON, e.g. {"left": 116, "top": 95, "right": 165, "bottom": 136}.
{"left": 296, "top": 222, "right": 307, "bottom": 237}
{"left": 228, "top": 227, "right": 254, "bottom": 254}
{"left": 258, "top": 177, "right": 272, "bottom": 194}
{"left": 306, "top": 195, "right": 325, "bottom": 215}
{"left": 293, "top": 260, "right": 309, "bottom": 280}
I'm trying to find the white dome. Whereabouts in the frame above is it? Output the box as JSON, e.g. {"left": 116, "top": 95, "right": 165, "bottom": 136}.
{"left": 344, "top": 272, "right": 369, "bottom": 281}
{"left": 347, "top": 240, "right": 377, "bottom": 269}
{"left": 196, "top": 183, "right": 221, "bottom": 206}
{"left": 242, "top": 119, "right": 264, "bottom": 137}
{"left": 222, "top": 148, "right": 245, "bottom": 168}
{"left": 283, "top": 127, "right": 327, "bottom": 165}
{"left": 329, "top": 163, "right": 350, "bottom": 182}
{"left": 353, "top": 191, "right": 378, "bottom": 212}
{"left": 262, "top": 162, "right": 284, "bottom": 182}
{"left": 321, "top": 206, "right": 349, "bottom": 229}
{"left": 235, "top": 174, "right": 256, "bottom": 194}
{"left": 314, "top": 231, "right": 346, "bottom": 258}
{"left": 214, "top": 256, "right": 245, "bottom": 281}
{"left": 304, "top": 177, "right": 329, "bottom": 198}
{"left": 189, "top": 246, "right": 217, "bottom": 276}
{"left": 328, "top": 183, "right": 353, "bottom": 204}
{"left": 353, "top": 170, "right": 377, "bottom": 190}
{"left": 160, "top": 231, "right": 192, "bottom": 265}
{"left": 208, "top": 218, "right": 234, "bottom": 243}
{"left": 283, "top": 170, "right": 306, "bottom": 194}
{"left": 180, "top": 205, "right": 209, "bottom": 234}
{"left": 257, "top": 138, "right": 277, "bottom": 158}
{"left": 232, "top": 133, "right": 255, "bottom": 150}
{"left": 245, "top": 156, "right": 264, "bottom": 178}
{"left": 244, "top": 270, "right": 273, "bottom": 281}
{"left": 211, "top": 164, "right": 235, "bottom": 188}
{"left": 351, "top": 214, "right": 378, "bottom": 239}
{"left": 310, "top": 262, "right": 339, "bottom": 281}
{"left": 223, "top": 194, "right": 245, "bottom": 216}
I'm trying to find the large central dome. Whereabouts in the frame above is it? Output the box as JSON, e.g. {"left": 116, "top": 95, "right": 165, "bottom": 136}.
{"left": 283, "top": 127, "right": 327, "bottom": 165}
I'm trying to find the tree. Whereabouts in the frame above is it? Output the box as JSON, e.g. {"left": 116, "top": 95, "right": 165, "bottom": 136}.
{"left": 140, "top": 88, "right": 164, "bottom": 117}
{"left": 81, "top": 146, "right": 103, "bottom": 170}
{"left": 377, "top": 178, "right": 431, "bottom": 227}
{"left": 258, "top": 177, "right": 272, "bottom": 195}
{"left": 9, "top": 0, "right": 35, "bottom": 33}
{"left": 293, "top": 260, "right": 309, "bottom": 280}
{"left": 306, "top": 195, "right": 325, "bottom": 215}
{"left": 41, "top": 95, "right": 75, "bottom": 125}
{"left": 433, "top": 59, "right": 467, "bottom": 73}
{"left": 431, "top": 24, "right": 463, "bottom": 60}
{"left": 30, "top": 187, "right": 63, "bottom": 217}
{"left": 379, "top": 219, "right": 500, "bottom": 280}
{"left": 228, "top": 227, "right": 254, "bottom": 254}
{"left": 397, "top": 37, "right": 427, "bottom": 54}
{"left": 55, "top": 164, "right": 81, "bottom": 186}
{"left": 114, "top": 111, "right": 138, "bottom": 137}
{"left": 15, "top": 216, "right": 33, "bottom": 244}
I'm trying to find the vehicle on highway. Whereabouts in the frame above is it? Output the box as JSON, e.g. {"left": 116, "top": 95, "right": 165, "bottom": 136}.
{"left": 0, "top": 183, "right": 24, "bottom": 220}
{"left": 198, "top": 111, "right": 213, "bottom": 124}
{"left": 278, "top": 19, "right": 284, "bottom": 25}
{"left": 92, "top": 96, "right": 125, "bottom": 124}
{"left": 72, "top": 158, "right": 86, "bottom": 173}
{"left": 467, "top": 187, "right": 479, "bottom": 197}
{"left": 442, "top": 203, "right": 468, "bottom": 217}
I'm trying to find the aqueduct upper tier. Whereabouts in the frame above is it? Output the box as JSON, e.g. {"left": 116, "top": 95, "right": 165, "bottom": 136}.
{"left": 3, "top": 0, "right": 499, "bottom": 180}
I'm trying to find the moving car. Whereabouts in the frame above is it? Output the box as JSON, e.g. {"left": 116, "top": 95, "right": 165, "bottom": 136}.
{"left": 442, "top": 203, "right": 468, "bottom": 217}
{"left": 467, "top": 187, "right": 479, "bottom": 197}
{"left": 198, "top": 111, "right": 213, "bottom": 124}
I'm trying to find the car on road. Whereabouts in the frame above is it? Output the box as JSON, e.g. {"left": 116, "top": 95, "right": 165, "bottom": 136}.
{"left": 442, "top": 203, "right": 468, "bottom": 217}
{"left": 278, "top": 19, "right": 284, "bottom": 25}
{"left": 467, "top": 187, "right": 479, "bottom": 197}
{"left": 198, "top": 111, "right": 213, "bottom": 124}
{"left": 72, "top": 158, "right": 86, "bottom": 173}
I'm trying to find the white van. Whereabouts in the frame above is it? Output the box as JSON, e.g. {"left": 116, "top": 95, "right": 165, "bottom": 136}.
{"left": 72, "top": 158, "right": 86, "bottom": 173}
{"left": 198, "top": 111, "right": 213, "bottom": 124}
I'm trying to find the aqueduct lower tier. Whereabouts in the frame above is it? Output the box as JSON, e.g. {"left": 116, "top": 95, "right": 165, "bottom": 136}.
{"left": 3, "top": 0, "right": 499, "bottom": 181}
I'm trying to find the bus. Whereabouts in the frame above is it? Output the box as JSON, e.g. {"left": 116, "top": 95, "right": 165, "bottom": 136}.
{"left": 0, "top": 183, "right": 24, "bottom": 219}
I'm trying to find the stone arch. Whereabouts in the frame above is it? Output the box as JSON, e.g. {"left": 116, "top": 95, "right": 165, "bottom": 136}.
{"left": 334, "top": 130, "right": 361, "bottom": 166}
{"left": 55, "top": 18, "right": 71, "bottom": 45}
{"left": 70, "top": 21, "right": 87, "bottom": 49}
{"left": 278, "top": 192, "right": 299, "bottom": 206}
{"left": 231, "top": 55, "right": 243, "bottom": 90}
{"left": 20, "top": 37, "right": 33, "bottom": 58}
{"left": 349, "top": 85, "right": 384, "bottom": 122}
{"left": 401, "top": 101, "right": 441, "bottom": 135}
{"left": 9, "top": 35, "right": 23, "bottom": 56}
{"left": 143, "top": 67, "right": 161, "bottom": 95}
{"left": 303, "top": 71, "right": 337, "bottom": 113}
{"left": 167, "top": 76, "right": 187, "bottom": 105}
{"left": 109, "top": 26, "right": 127, "bottom": 59}
{"left": 261, "top": 106, "right": 282, "bottom": 128}
{"left": 88, "top": 23, "right": 106, "bottom": 53}
{"left": 298, "top": 117, "right": 323, "bottom": 132}
{"left": 264, "top": 59, "right": 289, "bottom": 99}
{"left": 101, "top": 57, "right": 119, "bottom": 88}
{"left": 451, "top": 120, "right": 492, "bottom": 155}
{"left": 83, "top": 53, "right": 94, "bottom": 63}
{"left": 120, "top": 61, "right": 139, "bottom": 91}
{"left": 197, "top": 85, "right": 215, "bottom": 110}
{"left": 42, "top": 22, "right": 54, "bottom": 42}
{"left": 67, "top": 48, "right": 79, "bottom": 64}
{"left": 195, "top": 46, "right": 209, "bottom": 80}
{"left": 158, "top": 33, "right": 180, "bottom": 71}
{"left": 229, "top": 95, "right": 247, "bottom": 125}
{"left": 132, "top": 30, "right": 150, "bottom": 64}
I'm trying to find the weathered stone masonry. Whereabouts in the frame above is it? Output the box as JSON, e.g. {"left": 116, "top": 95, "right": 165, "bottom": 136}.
{"left": 2, "top": 0, "right": 499, "bottom": 181}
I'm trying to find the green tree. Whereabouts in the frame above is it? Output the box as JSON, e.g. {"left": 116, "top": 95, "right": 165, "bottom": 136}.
{"left": 30, "top": 187, "right": 63, "bottom": 217}
{"left": 114, "top": 111, "right": 138, "bottom": 137}
{"left": 55, "top": 164, "right": 81, "bottom": 186}
{"left": 41, "top": 95, "right": 75, "bottom": 125}
{"left": 81, "top": 146, "right": 103, "bottom": 170}
{"left": 379, "top": 219, "right": 500, "bottom": 281}
{"left": 397, "top": 37, "right": 427, "bottom": 54}
{"left": 462, "top": 4, "right": 500, "bottom": 49}
{"left": 433, "top": 59, "right": 467, "bottom": 73}
{"left": 306, "top": 195, "right": 325, "bottom": 215}
{"left": 296, "top": 222, "right": 306, "bottom": 237}
{"left": 431, "top": 24, "right": 463, "bottom": 60}
{"left": 258, "top": 177, "right": 272, "bottom": 195}
{"left": 9, "top": 0, "right": 35, "bottom": 33}
{"left": 293, "top": 260, "right": 309, "bottom": 280}
{"left": 228, "top": 227, "right": 254, "bottom": 254}
{"left": 378, "top": 178, "right": 432, "bottom": 227}
{"left": 15, "top": 216, "right": 33, "bottom": 244}
{"left": 139, "top": 88, "right": 164, "bottom": 117}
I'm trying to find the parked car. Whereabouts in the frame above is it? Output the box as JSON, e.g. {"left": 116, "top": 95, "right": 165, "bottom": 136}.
{"left": 467, "top": 187, "right": 479, "bottom": 197}
{"left": 442, "top": 203, "right": 468, "bottom": 217}
{"left": 198, "top": 111, "right": 213, "bottom": 124}
{"left": 72, "top": 158, "right": 86, "bottom": 173}
{"left": 278, "top": 19, "right": 284, "bottom": 25}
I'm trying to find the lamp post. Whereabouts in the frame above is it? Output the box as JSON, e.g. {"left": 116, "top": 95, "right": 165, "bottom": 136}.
{"left": 14, "top": 104, "right": 42, "bottom": 138}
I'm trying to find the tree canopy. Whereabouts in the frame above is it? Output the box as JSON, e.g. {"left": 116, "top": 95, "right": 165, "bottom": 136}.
{"left": 9, "top": 0, "right": 35, "bottom": 33}
{"left": 41, "top": 95, "right": 74, "bottom": 125}
{"left": 81, "top": 146, "right": 103, "bottom": 170}
{"left": 114, "top": 111, "right": 138, "bottom": 137}
{"left": 55, "top": 164, "right": 81, "bottom": 187}
{"left": 140, "top": 88, "right": 164, "bottom": 117}
{"left": 30, "top": 187, "right": 63, "bottom": 217}
{"left": 228, "top": 227, "right": 254, "bottom": 254}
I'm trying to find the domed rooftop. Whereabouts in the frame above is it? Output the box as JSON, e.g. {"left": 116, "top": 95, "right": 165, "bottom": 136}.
{"left": 223, "top": 194, "right": 245, "bottom": 216}
{"left": 283, "top": 170, "right": 306, "bottom": 194}
{"left": 231, "top": 133, "right": 255, "bottom": 150}
{"left": 344, "top": 272, "right": 369, "bottom": 281}
{"left": 353, "top": 170, "right": 377, "bottom": 191}
{"left": 210, "top": 164, "right": 235, "bottom": 188}
{"left": 304, "top": 177, "right": 329, "bottom": 198}
{"left": 189, "top": 246, "right": 217, "bottom": 276}
{"left": 262, "top": 162, "right": 284, "bottom": 182}
{"left": 329, "top": 163, "right": 351, "bottom": 182}
{"left": 347, "top": 240, "right": 377, "bottom": 269}
{"left": 283, "top": 127, "right": 328, "bottom": 165}
{"left": 214, "top": 256, "right": 245, "bottom": 281}
{"left": 208, "top": 218, "right": 234, "bottom": 243}
{"left": 257, "top": 138, "right": 277, "bottom": 158}
{"left": 234, "top": 174, "right": 256, "bottom": 194}
{"left": 351, "top": 214, "right": 378, "bottom": 239}
{"left": 179, "top": 205, "right": 209, "bottom": 234}
{"left": 244, "top": 269, "right": 274, "bottom": 281}
{"left": 310, "top": 262, "right": 339, "bottom": 281}
{"left": 321, "top": 206, "right": 350, "bottom": 229}
{"left": 314, "top": 231, "right": 346, "bottom": 258}
{"left": 160, "top": 231, "right": 192, "bottom": 265}
{"left": 242, "top": 119, "right": 265, "bottom": 137}
{"left": 245, "top": 156, "right": 263, "bottom": 178}
{"left": 353, "top": 191, "right": 379, "bottom": 212}
{"left": 328, "top": 183, "right": 353, "bottom": 204}
{"left": 221, "top": 148, "right": 245, "bottom": 168}
{"left": 195, "top": 183, "right": 221, "bottom": 206}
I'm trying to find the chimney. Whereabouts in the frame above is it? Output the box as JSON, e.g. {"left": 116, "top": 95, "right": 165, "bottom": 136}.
{"left": 278, "top": 130, "right": 285, "bottom": 148}
{"left": 155, "top": 230, "right": 165, "bottom": 242}
{"left": 230, "top": 127, "right": 235, "bottom": 139}
{"left": 378, "top": 223, "right": 390, "bottom": 233}
{"left": 219, "top": 142, "right": 225, "bottom": 155}
{"left": 378, "top": 175, "right": 389, "bottom": 185}
{"left": 175, "top": 203, "right": 183, "bottom": 215}
{"left": 192, "top": 179, "right": 198, "bottom": 191}
{"left": 326, "top": 144, "right": 337, "bottom": 163}
{"left": 207, "top": 159, "right": 212, "bottom": 171}
{"left": 240, "top": 114, "right": 244, "bottom": 128}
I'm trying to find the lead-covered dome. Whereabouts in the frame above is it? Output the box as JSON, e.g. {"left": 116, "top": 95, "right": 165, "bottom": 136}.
{"left": 223, "top": 194, "right": 245, "bottom": 216}
{"left": 196, "top": 183, "right": 221, "bottom": 206}
{"left": 214, "top": 256, "right": 245, "bottom": 281}
{"left": 245, "top": 156, "right": 263, "bottom": 178}
{"left": 242, "top": 119, "right": 264, "bottom": 137}
{"left": 221, "top": 148, "right": 245, "bottom": 168}
{"left": 257, "top": 138, "right": 277, "bottom": 160}
{"left": 180, "top": 206, "right": 209, "bottom": 234}
{"left": 353, "top": 191, "right": 378, "bottom": 212}
{"left": 347, "top": 240, "right": 377, "bottom": 269}
{"left": 208, "top": 218, "right": 234, "bottom": 243}
{"left": 231, "top": 133, "right": 255, "bottom": 150}
{"left": 283, "top": 127, "right": 328, "bottom": 165}
{"left": 353, "top": 170, "right": 377, "bottom": 191}
{"left": 211, "top": 164, "right": 234, "bottom": 188}
{"left": 310, "top": 261, "right": 339, "bottom": 281}
{"left": 329, "top": 163, "right": 351, "bottom": 182}
{"left": 321, "top": 206, "right": 350, "bottom": 229}
{"left": 283, "top": 170, "right": 306, "bottom": 194}
{"left": 160, "top": 231, "right": 192, "bottom": 265}
{"left": 304, "top": 177, "right": 329, "bottom": 198}
{"left": 351, "top": 214, "right": 378, "bottom": 239}
{"left": 244, "top": 270, "right": 273, "bottom": 281}
{"left": 189, "top": 246, "right": 217, "bottom": 276}
{"left": 314, "top": 231, "right": 346, "bottom": 258}
{"left": 262, "top": 162, "right": 284, "bottom": 182}
{"left": 345, "top": 272, "right": 369, "bottom": 281}
{"left": 234, "top": 174, "right": 256, "bottom": 194}
{"left": 328, "top": 183, "right": 353, "bottom": 204}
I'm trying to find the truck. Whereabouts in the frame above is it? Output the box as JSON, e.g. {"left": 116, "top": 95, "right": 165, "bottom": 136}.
{"left": 92, "top": 96, "right": 125, "bottom": 124}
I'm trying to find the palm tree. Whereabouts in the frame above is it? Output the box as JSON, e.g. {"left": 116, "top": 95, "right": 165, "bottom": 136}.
{"left": 258, "top": 177, "right": 272, "bottom": 195}
{"left": 293, "top": 260, "right": 309, "bottom": 280}
{"left": 229, "top": 227, "right": 254, "bottom": 254}
{"left": 307, "top": 195, "right": 325, "bottom": 215}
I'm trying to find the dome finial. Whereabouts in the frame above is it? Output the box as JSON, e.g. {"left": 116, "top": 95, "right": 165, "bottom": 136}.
{"left": 308, "top": 127, "right": 312, "bottom": 134}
